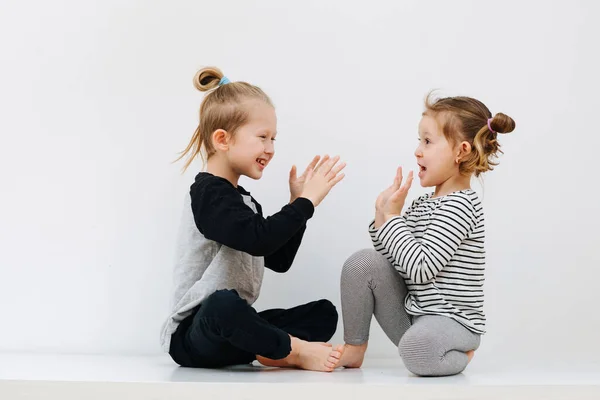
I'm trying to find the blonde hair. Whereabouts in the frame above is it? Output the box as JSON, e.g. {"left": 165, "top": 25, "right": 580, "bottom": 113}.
{"left": 175, "top": 67, "right": 273, "bottom": 172}
{"left": 423, "top": 92, "right": 516, "bottom": 177}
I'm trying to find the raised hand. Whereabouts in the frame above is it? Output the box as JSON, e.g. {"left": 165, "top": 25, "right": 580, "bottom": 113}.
{"left": 376, "top": 167, "right": 403, "bottom": 213}
{"left": 375, "top": 167, "right": 413, "bottom": 227}
{"left": 382, "top": 167, "right": 413, "bottom": 219}
{"left": 299, "top": 155, "right": 346, "bottom": 207}
{"left": 289, "top": 155, "right": 328, "bottom": 203}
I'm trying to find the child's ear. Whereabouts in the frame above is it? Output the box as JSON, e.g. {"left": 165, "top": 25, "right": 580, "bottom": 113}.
{"left": 212, "top": 129, "right": 232, "bottom": 151}
{"left": 456, "top": 141, "right": 472, "bottom": 163}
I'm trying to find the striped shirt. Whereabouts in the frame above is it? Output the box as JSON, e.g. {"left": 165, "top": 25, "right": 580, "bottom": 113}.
{"left": 369, "top": 189, "right": 486, "bottom": 334}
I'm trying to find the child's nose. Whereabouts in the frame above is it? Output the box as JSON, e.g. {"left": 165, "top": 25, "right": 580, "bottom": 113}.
{"left": 265, "top": 141, "right": 275, "bottom": 154}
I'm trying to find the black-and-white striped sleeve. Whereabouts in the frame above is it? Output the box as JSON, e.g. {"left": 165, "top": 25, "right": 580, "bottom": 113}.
{"left": 370, "top": 193, "right": 477, "bottom": 284}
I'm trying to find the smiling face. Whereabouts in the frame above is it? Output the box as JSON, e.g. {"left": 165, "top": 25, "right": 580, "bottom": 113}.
{"left": 225, "top": 99, "right": 277, "bottom": 180}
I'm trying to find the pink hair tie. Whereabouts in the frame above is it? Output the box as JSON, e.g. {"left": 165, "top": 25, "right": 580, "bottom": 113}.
{"left": 487, "top": 118, "right": 496, "bottom": 134}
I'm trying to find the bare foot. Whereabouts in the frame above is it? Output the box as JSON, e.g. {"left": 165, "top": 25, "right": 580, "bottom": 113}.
{"left": 257, "top": 337, "right": 344, "bottom": 372}
{"left": 295, "top": 340, "right": 345, "bottom": 372}
{"left": 466, "top": 350, "right": 475, "bottom": 363}
{"left": 338, "top": 342, "right": 368, "bottom": 368}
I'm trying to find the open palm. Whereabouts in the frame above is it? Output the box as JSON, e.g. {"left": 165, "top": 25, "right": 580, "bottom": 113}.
{"left": 376, "top": 167, "right": 402, "bottom": 212}
{"left": 289, "top": 155, "right": 329, "bottom": 202}
{"left": 382, "top": 167, "right": 413, "bottom": 217}
{"left": 376, "top": 167, "right": 414, "bottom": 219}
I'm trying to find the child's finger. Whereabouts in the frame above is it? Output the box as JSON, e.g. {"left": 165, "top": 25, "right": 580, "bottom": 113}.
{"left": 393, "top": 167, "right": 401, "bottom": 187}
{"left": 303, "top": 155, "right": 320, "bottom": 176}
{"left": 321, "top": 155, "right": 340, "bottom": 175}
{"left": 327, "top": 161, "right": 346, "bottom": 180}
{"left": 330, "top": 173, "right": 345, "bottom": 186}
{"left": 390, "top": 188, "right": 403, "bottom": 201}
{"left": 395, "top": 167, "right": 403, "bottom": 190}
{"left": 289, "top": 165, "right": 297, "bottom": 181}
{"left": 403, "top": 171, "right": 414, "bottom": 190}
{"left": 305, "top": 165, "right": 314, "bottom": 181}
{"left": 398, "top": 172, "right": 413, "bottom": 193}
{"left": 313, "top": 154, "right": 330, "bottom": 173}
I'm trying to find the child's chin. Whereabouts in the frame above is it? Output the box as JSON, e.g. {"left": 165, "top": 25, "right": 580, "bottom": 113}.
{"left": 247, "top": 170, "right": 263, "bottom": 180}
{"left": 419, "top": 178, "right": 432, "bottom": 188}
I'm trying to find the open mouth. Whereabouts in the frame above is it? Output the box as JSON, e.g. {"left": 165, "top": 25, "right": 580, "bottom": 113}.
{"left": 256, "top": 158, "right": 267, "bottom": 168}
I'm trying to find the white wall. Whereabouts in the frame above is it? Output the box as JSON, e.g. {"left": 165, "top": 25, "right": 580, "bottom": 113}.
{"left": 1, "top": 0, "right": 599, "bottom": 366}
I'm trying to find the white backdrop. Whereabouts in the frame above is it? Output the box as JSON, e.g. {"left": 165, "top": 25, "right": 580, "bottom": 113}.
{"left": 1, "top": 0, "right": 599, "bottom": 367}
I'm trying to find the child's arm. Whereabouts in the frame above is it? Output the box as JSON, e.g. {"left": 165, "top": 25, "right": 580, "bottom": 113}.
{"left": 369, "top": 193, "right": 477, "bottom": 284}
{"left": 191, "top": 177, "right": 313, "bottom": 257}
{"left": 369, "top": 198, "right": 415, "bottom": 251}
{"left": 260, "top": 155, "right": 342, "bottom": 273}
{"left": 263, "top": 225, "right": 307, "bottom": 273}
{"left": 251, "top": 198, "right": 307, "bottom": 273}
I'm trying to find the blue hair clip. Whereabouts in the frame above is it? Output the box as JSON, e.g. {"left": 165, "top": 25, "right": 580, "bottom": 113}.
{"left": 219, "top": 76, "right": 231, "bottom": 86}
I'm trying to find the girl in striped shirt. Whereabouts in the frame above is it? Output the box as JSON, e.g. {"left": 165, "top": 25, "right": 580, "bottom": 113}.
{"left": 338, "top": 94, "right": 516, "bottom": 376}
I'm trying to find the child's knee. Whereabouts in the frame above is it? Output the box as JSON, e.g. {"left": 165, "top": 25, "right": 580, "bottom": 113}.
{"left": 315, "top": 299, "right": 338, "bottom": 336}
{"left": 398, "top": 330, "right": 467, "bottom": 377}
{"left": 398, "top": 330, "right": 439, "bottom": 376}
{"left": 203, "top": 289, "right": 247, "bottom": 318}
{"left": 341, "top": 248, "right": 387, "bottom": 280}
{"left": 316, "top": 299, "right": 338, "bottom": 318}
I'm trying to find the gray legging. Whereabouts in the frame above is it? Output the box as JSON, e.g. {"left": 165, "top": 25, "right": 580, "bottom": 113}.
{"left": 340, "top": 249, "right": 481, "bottom": 376}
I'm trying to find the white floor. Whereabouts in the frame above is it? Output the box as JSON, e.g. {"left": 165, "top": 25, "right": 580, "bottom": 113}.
{"left": 1, "top": 352, "right": 599, "bottom": 399}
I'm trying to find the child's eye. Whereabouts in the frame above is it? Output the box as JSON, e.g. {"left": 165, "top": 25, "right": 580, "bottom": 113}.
{"left": 259, "top": 135, "right": 267, "bottom": 139}
{"left": 425, "top": 139, "right": 431, "bottom": 144}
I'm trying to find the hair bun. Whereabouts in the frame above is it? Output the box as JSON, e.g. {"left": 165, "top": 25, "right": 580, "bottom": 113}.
{"left": 490, "top": 113, "right": 516, "bottom": 134}
{"left": 193, "top": 67, "right": 224, "bottom": 92}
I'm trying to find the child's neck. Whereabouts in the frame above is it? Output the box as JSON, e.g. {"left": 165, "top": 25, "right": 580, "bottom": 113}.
{"left": 433, "top": 173, "right": 471, "bottom": 198}
{"left": 206, "top": 156, "right": 240, "bottom": 187}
